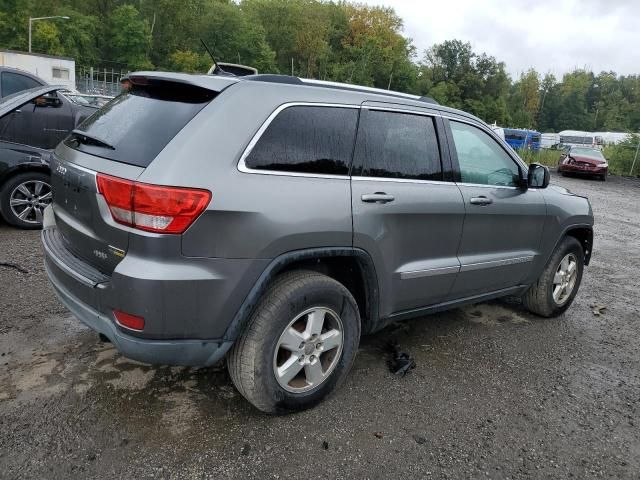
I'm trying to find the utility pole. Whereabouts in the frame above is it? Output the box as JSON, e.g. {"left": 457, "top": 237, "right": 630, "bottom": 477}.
{"left": 29, "top": 16, "right": 69, "bottom": 53}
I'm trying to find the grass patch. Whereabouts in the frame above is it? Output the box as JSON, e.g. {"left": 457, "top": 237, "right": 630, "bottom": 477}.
{"left": 518, "top": 149, "right": 563, "bottom": 168}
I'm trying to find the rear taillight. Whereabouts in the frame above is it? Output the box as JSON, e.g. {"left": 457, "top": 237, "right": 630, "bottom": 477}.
{"left": 96, "top": 174, "right": 211, "bottom": 234}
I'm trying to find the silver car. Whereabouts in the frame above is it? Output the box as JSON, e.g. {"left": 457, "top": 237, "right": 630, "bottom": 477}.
{"left": 42, "top": 72, "right": 594, "bottom": 413}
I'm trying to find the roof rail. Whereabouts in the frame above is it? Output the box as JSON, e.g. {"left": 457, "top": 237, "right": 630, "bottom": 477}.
{"left": 243, "top": 74, "right": 303, "bottom": 85}
{"left": 241, "top": 74, "right": 438, "bottom": 105}
{"left": 301, "top": 79, "right": 439, "bottom": 105}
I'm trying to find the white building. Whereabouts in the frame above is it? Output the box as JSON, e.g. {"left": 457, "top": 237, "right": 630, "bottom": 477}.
{"left": 0, "top": 50, "right": 75, "bottom": 90}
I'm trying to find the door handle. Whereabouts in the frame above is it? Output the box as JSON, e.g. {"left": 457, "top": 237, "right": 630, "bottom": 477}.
{"left": 469, "top": 196, "right": 493, "bottom": 206}
{"left": 361, "top": 192, "right": 395, "bottom": 204}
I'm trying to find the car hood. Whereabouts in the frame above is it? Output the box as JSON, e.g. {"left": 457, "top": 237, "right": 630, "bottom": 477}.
{"left": 0, "top": 86, "right": 63, "bottom": 119}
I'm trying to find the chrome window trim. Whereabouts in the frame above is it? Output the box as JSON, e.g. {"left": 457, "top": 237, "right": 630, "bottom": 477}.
{"left": 456, "top": 182, "right": 519, "bottom": 190}
{"left": 352, "top": 176, "right": 452, "bottom": 186}
{"left": 363, "top": 105, "right": 439, "bottom": 117}
{"left": 237, "top": 102, "right": 359, "bottom": 179}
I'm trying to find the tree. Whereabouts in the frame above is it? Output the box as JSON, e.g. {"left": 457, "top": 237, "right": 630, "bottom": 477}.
{"left": 537, "top": 74, "right": 560, "bottom": 132}
{"left": 107, "top": 4, "right": 153, "bottom": 70}
{"left": 167, "top": 50, "right": 209, "bottom": 73}
{"left": 419, "top": 40, "right": 510, "bottom": 124}
{"left": 509, "top": 69, "right": 540, "bottom": 128}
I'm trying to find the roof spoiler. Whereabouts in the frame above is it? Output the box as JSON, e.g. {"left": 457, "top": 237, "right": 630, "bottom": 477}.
{"left": 121, "top": 71, "right": 238, "bottom": 92}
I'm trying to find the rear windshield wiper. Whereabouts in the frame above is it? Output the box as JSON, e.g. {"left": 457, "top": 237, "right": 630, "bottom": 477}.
{"left": 70, "top": 129, "right": 115, "bottom": 150}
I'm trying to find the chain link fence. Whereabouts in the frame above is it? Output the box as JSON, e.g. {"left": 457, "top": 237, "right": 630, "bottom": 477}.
{"left": 75, "top": 67, "right": 129, "bottom": 96}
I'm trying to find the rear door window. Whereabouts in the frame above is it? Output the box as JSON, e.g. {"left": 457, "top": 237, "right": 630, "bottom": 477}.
{"left": 353, "top": 110, "right": 442, "bottom": 180}
{"left": 244, "top": 105, "right": 358, "bottom": 176}
{"left": 65, "top": 83, "right": 216, "bottom": 167}
{"left": 1, "top": 72, "right": 43, "bottom": 97}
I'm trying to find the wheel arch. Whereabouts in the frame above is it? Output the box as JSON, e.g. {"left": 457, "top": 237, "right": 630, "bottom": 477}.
{"left": 559, "top": 224, "right": 593, "bottom": 266}
{"left": 0, "top": 163, "right": 51, "bottom": 191}
{"left": 224, "top": 247, "right": 380, "bottom": 343}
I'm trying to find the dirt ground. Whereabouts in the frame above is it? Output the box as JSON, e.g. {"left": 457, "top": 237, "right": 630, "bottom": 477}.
{"left": 1, "top": 173, "right": 639, "bottom": 479}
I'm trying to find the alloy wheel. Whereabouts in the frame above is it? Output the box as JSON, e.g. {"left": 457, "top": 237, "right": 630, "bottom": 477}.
{"left": 273, "top": 307, "right": 344, "bottom": 393}
{"left": 552, "top": 253, "right": 578, "bottom": 305}
{"left": 9, "top": 180, "right": 52, "bottom": 225}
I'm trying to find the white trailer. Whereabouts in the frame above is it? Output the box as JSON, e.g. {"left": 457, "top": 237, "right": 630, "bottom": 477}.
{"left": 541, "top": 133, "right": 560, "bottom": 149}
{"left": 593, "top": 132, "right": 632, "bottom": 145}
{"left": 0, "top": 50, "right": 75, "bottom": 90}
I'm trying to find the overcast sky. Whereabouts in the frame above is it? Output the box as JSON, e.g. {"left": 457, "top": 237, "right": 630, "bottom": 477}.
{"left": 359, "top": 0, "right": 639, "bottom": 79}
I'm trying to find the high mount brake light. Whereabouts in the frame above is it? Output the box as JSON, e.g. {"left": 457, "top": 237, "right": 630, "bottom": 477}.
{"left": 96, "top": 174, "right": 211, "bottom": 234}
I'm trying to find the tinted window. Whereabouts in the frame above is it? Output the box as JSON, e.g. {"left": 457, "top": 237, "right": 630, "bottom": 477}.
{"left": 450, "top": 121, "right": 521, "bottom": 187}
{"left": 245, "top": 106, "right": 358, "bottom": 175}
{"left": 65, "top": 83, "right": 215, "bottom": 167}
{"left": 505, "top": 132, "right": 526, "bottom": 141}
{"left": 354, "top": 110, "right": 442, "bottom": 180}
{"left": 1, "top": 72, "right": 42, "bottom": 97}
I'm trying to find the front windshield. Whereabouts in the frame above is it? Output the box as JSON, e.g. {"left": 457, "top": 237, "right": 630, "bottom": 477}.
{"left": 570, "top": 147, "right": 605, "bottom": 160}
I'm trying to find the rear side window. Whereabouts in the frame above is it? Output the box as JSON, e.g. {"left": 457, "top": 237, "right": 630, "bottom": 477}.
{"left": 353, "top": 110, "right": 442, "bottom": 180}
{"left": 65, "top": 83, "right": 216, "bottom": 167}
{"left": 244, "top": 106, "right": 358, "bottom": 176}
{"left": 1, "top": 72, "right": 42, "bottom": 97}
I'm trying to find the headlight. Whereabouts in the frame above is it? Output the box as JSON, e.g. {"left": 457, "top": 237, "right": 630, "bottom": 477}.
{"left": 599, "top": 162, "right": 608, "bottom": 167}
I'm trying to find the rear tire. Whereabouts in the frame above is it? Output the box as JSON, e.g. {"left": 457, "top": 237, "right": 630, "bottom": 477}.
{"left": 523, "top": 236, "right": 584, "bottom": 317}
{"left": 0, "top": 172, "right": 51, "bottom": 229}
{"left": 227, "top": 270, "right": 361, "bottom": 414}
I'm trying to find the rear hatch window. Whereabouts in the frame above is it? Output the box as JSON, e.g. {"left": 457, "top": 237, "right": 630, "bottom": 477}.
{"left": 64, "top": 81, "right": 216, "bottom": 167}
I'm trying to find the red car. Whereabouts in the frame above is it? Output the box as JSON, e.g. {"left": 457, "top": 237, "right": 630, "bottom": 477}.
{"left": 557, "top": 146, "right": 608, "bottom": 181}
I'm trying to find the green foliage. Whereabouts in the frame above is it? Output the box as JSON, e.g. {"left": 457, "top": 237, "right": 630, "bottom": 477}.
{"left": 418, "top": 40, "right": 511, "bottom": 124}
{"left": 604, "top": 135, "right": 640, "bottom": 176}
{"left": 1, "top": 0, "right": 639, "bottom": 148}
{"left": 167, "top": 50, "right": 209, "bottom": 73}
{"left": 107, "top": 4, "right": 153, "bottom": 70}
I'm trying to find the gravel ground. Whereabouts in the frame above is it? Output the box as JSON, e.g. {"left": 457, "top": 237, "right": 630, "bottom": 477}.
{"left": 1, "top": 173, "right": 639, "bottom": 479}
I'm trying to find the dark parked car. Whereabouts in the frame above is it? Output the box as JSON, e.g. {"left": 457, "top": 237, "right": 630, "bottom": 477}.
{"left": 0, "top": 86, "right": 97, "bottom": 228}
{"left": 558, "top": 146, "right": 608, "bottom": 181}
{"left": 0, "top": 66, "right": 47, "bottom": 99}
{"left": 42, "top": 72, "right": 594, "bottom": 413}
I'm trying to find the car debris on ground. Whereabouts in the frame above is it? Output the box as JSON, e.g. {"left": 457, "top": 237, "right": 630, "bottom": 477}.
{"left": 387, "top": 341, "right": 416, "bottom": 377}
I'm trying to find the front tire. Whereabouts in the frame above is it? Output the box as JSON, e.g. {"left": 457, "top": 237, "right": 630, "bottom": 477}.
{"left": 523, "top": 236, "right": 584, "bottom": 317}
{"left": 227, "top": 270, "right": 361, "bottom": 414}
{"left": 0, "top": 172, "right": 52, "bottom": 229}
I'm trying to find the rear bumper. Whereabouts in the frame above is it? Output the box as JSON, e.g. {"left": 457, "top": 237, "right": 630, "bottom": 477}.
{"left": 45, "top": 259, "right": 231, "bottom": 366}
{"left": 41, "top": 207, "right": 268, "bottom": 366}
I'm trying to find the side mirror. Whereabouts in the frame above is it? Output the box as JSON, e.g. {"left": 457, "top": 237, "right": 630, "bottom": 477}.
{"left": 528, "top": 163, "right": 550, "bottom": 189}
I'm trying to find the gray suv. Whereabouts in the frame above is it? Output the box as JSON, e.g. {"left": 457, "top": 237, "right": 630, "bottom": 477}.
{"left": 42, "top": 72, "right": 594, "bottom": 413}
